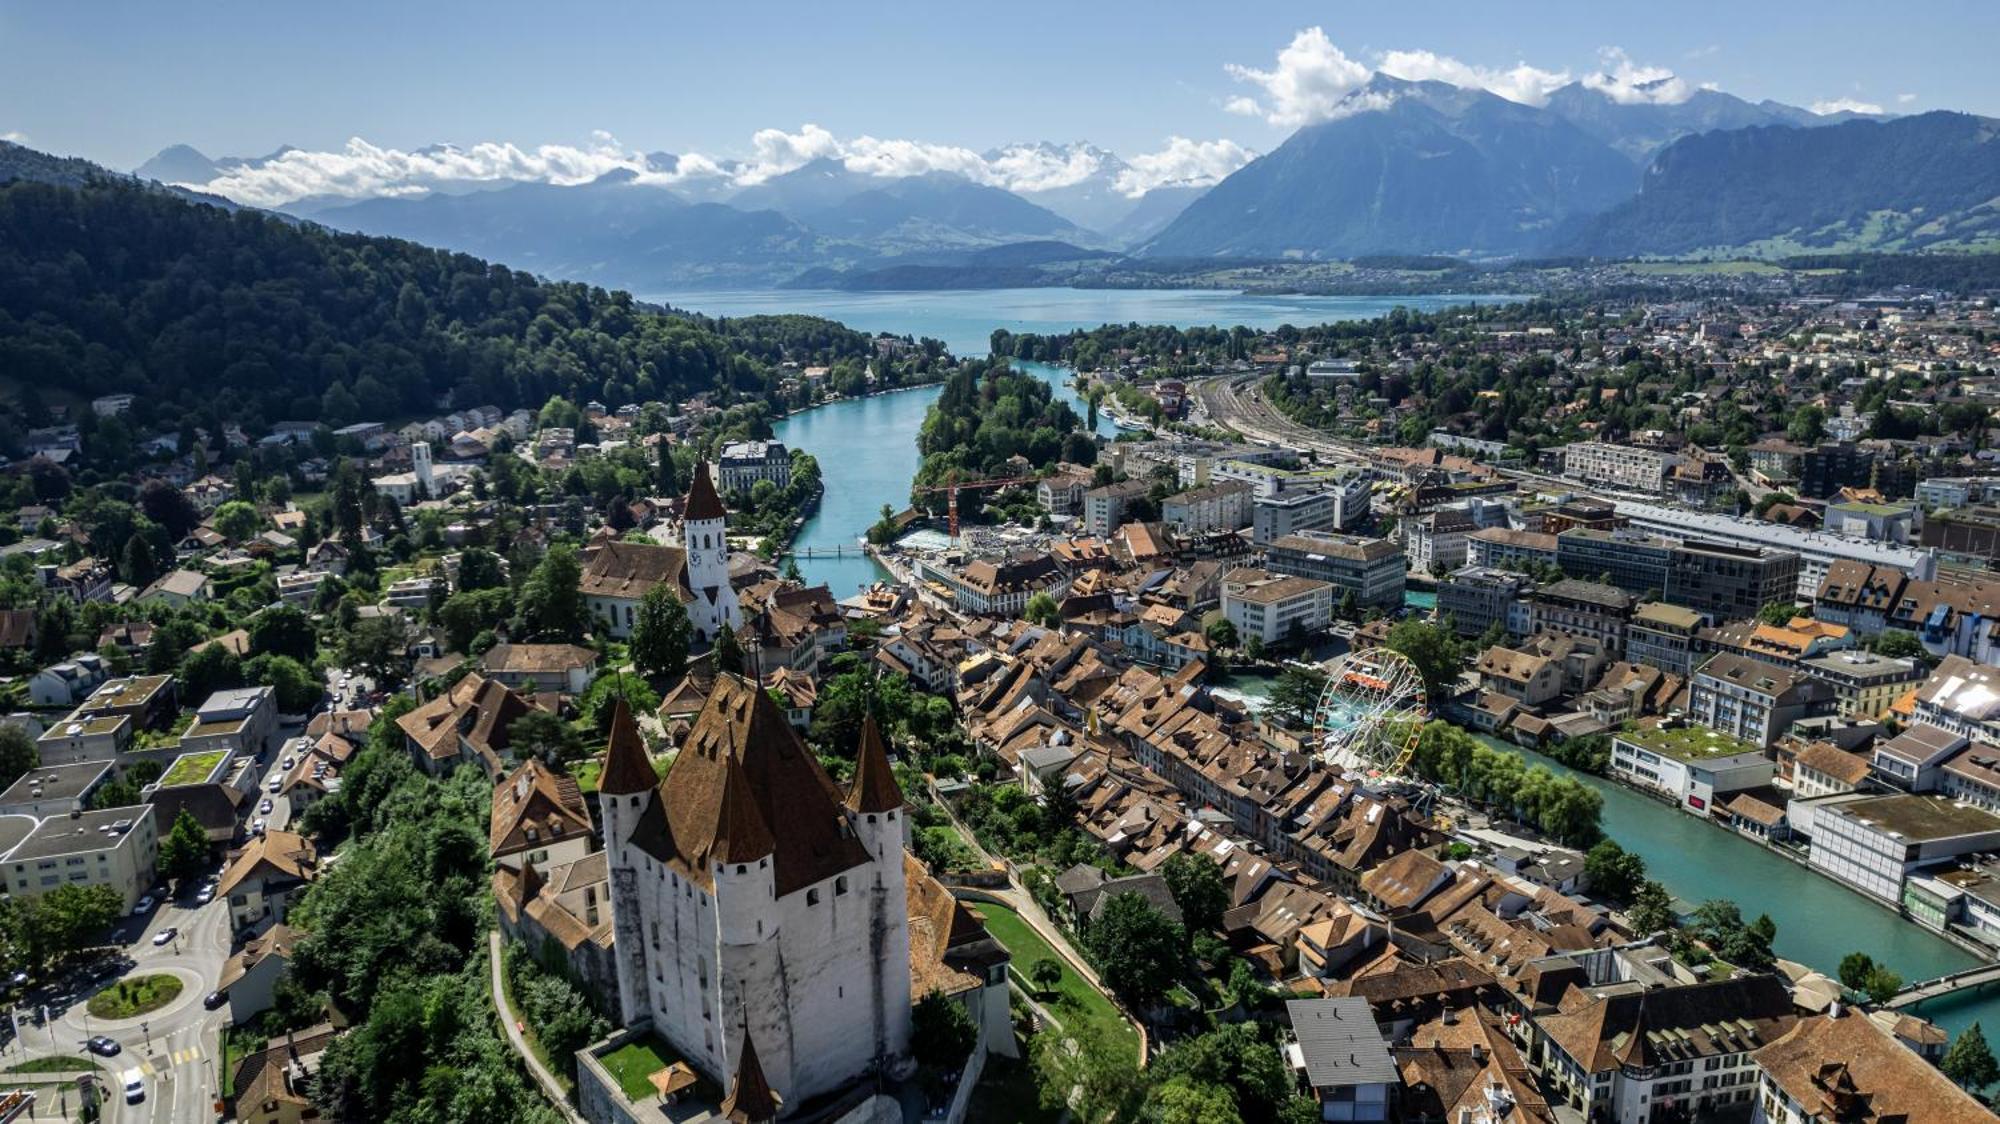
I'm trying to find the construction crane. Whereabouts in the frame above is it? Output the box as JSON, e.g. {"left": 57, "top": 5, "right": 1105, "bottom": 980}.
{"left": 913, "top": 474, "right": 1041, "bottom": 540}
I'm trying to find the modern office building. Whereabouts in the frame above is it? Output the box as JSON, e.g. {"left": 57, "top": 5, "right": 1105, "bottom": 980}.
{"left": 1625, "top": 602, "right": 1706, "bottom": 677}
{"left": 1222, "top": 568, "right": 1336, "bottom": 646}
{"left": 1808, "top": 794, "right": 2000, "bottom": 903}
{"left": 1612, "top": 500, "right": 1936, "bottom": 602}
{"left": 1560, "top": 441, "right": 1681, "bottom": 493}
{"left": 3, "top": 805, "right": 159, "bottom": 911}
{"left": 1263, "top": 533, "right": 1406, "bottom": 611}
{"left": 1436, "top": 567, "right": 1530, "bottom": 639}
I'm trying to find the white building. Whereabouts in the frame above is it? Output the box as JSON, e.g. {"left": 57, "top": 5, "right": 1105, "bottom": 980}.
{"left": 372, "top": 441, "right": 436, "bottom": 505}
{"left": 1222, "top": 567, "right": 1334, "bottom": 646}
{"left": 580, "top": 465, "right": 739, "bottom": 643}
{"left": 1612, "top": 500, "right": 1937, "bottom": 601}
{"left": 716, "top": 440, "right": 791, "bottom": 494}
{"left": 598, "top": 679, "right": 913, "bottom": 1110}
{"left": 1808, "top": 793, "right": 2000, "bottom": 903}
{"left": 1161, "top": 481, "right": 1251, "bottom": 535}
{"left": 3, "top": 805, "right": 158, "bottom": 911}
{"left": 1609, "top": 727, "right": 1773, "bottom": 816}
{"left": 1561, "top": 441, "right": 1681, "bottom": 493}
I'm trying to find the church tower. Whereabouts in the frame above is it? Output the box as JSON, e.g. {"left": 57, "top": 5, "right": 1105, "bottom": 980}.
{"left": 597, "top": 698, "right": 657, "bottom": 1027}
{"left": 683, "top": 461, "right": 740, "bottom": 643}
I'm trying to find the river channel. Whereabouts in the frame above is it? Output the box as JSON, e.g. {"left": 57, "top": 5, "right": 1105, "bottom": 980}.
{"left": 659, "top": 285, "right": 2000, "bottom": 1038}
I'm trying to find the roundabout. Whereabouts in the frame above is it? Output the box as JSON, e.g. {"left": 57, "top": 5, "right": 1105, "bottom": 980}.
{"left": 87, "top": 973, "right": 184, "bottom": 1020}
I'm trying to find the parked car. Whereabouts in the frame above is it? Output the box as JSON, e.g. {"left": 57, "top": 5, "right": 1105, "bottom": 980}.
{"left": 196, "top": 886, "right": 214, "bottom": 906}
{"left": 252, "top": 819, "right": 266, "bottom": 835}
{"left": 267, "top": 778, "right": 282, "bottom": 793}
{"left": 202, "top": 990, "right": 228, "bottom": 1010}
{"left": 87, "top": 1036, "right": 121, "bottom": 1057}
{"left": 259, "top": 799, "right": 273, "bottom": 815}
{"left": 132, "top": 894, "right": 155, "bottom": 914}
{"left": 151, "top": 927, "right": 177, "bottom": 947}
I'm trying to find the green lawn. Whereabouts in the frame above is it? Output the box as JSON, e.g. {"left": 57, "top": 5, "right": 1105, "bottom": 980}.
{"left": 599, "top": 1035, "right": 680, "bottom": 1103}
{"left": 87, "top": 974, "right": 182, "bottom": 1019}
{"left": 971, "top": 902, "right": 1138, "bottom": 1057}
{"left": 572, "top": 759, "right": 601, "bottom": 794}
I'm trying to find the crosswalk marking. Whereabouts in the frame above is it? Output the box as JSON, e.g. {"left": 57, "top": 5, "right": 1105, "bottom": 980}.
{"left": 137, "top": 1046, "right": 202, "bottom": 1075}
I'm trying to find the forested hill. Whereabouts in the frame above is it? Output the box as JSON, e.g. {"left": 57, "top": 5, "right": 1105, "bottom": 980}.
{"left": 0, "top": 178, "right": 923, "bottom": 435}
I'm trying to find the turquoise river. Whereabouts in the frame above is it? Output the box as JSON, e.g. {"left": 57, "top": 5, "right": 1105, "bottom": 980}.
{"left": 655, "top": 285, "right": 2000, "bottom": 1037}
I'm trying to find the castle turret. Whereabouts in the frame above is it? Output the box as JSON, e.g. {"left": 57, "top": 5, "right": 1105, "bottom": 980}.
{"left": 683, "top": 462, "right": 739, "bottom": 642}
{"left": 598, "top": 698, "right": 656, "bottom": 1026}
{"left": 411, "top": 441, "right": 434, "bottom": 497}
{"left": 846, "top": 712, "right": 913, "bottom": 1076}
{"left": 722, "top": 1029, "right": 780, "bottom": 1124}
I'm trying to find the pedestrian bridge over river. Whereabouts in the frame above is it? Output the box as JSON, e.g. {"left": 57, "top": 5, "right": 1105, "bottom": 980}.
{"left": 1887, "top": 961, "right": 2000, "bottom": 1009}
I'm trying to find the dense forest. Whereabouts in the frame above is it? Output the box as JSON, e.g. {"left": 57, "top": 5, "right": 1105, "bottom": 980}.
{"left": 911, "top": 360, "right": 1092, "bottom": 499}
{"left": 0, "top": 179, "right": 941, "bottom": 449}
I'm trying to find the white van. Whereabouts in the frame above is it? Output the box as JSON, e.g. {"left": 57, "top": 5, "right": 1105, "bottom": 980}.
{"left": 122, "top": 1068, "right": 145, "bottom": 1104}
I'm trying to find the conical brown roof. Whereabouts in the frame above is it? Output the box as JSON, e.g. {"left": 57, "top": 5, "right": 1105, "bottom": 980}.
{"left": 518, "top": 856, "right": 544, "bottom": 901}
{"left": 722, "top": 1029, "right": 780, "bottom": 1123}
{"left": 713, "top": 754, "right": 776, "bottom": 863}
{"left": 847, "top": 713, "right": 904, "bottom": 814}
{"left": 686, "top": 460, "right": 726, "bottom": 522}
{"left": 597, "top": 698, "right": 657, "bottom": 796}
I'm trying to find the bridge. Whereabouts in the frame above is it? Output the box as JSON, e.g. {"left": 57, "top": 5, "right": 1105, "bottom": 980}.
{"left": 782, "top": 544, "right": 867, "bottom": 560}
{"left": 1886, "top": 961, "right": 2000, "bottom": 1009}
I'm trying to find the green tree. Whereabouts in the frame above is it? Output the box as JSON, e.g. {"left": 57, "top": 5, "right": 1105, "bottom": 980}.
{"left": 509, "top": 709, "right": 581, "bottom": 766}
{"left": 213, "top": 500, "right": 262, "bottom": 544}
{"left": 1204, "top": 617, "right": 1238, "bottom": 650}
{"left": 579, "top": 675, "right": 660, "bottom": 735}
{"left": 1030, "top": 1020, "right": 1144, "bottom": 1124}
{"left": 1086, "top": 892, "right": 1185, "bottom": 1008}
{"left": 910, "top": 990, "right": 979, "bottom": 1072}
{"left": 1028, "top": 958, "right": 1064, "bottom": 995}
{"left": 1627, "top": 880, "right": 1677, "bottom": 935}
{"left": 179, "top": 642, "right": 245, "bottom": 700}
{"left": 1023, "top": 591, "right": 1062, "bottom": 628}
{"left": 1861, "top": 965, "right": 1904, "bottom": 1005}
{"left": 1838, "top": 951, "right": 1878, "bottom": 993}
{"left": 1148, "top": 1078, "right": 1242, "bottom": 1124}
{"left": 24, "top": 884, "right": 120, "bottom": 966}
{"left": 248, "top": 605, "right": 317, "bottom": 663}
{"left": 1943, "top": 1023, "right": 2000, "bottom": 1091}
{"left": 1584, "top": 839, "right": 1646, "bottom": 903}
{"left": 246, "top": 654, "right": 325, "bottom": 714}
{"left": 517, "top": 545, "right": 589, "bottom": 642}
{"left": 337, "top": 616, "right": 406, "bottom": 682}
{"left": 1870, "top": 629, "right": 1925, "bottom": 659}
{"left": 1265, "top": 666, "right": 1327, "bottom": 730}
{"left": 713, "top": 621, "right": 744, "bottom": 675}
{"left": 1756, "top": 601, "right": 1804, "bottom": 626}
{"left": 1148, "top": 1023, "right": 1292, "bottom": 1122}
{"left": 157, "top": 808, "right": 210, "bottom": 884}
{"left": 0, "top": 725, "right": 38, "bottom": 792}
{"left": 454, "top": 547, "right": 505, "bottom": 592}
{"left": 1161, "top": 853, "right": 1230, "bottom": 936}
{"left": 628, "top": 585, "right": 691, "bottom": 684}
{"left": 1384, "top": 617, "right": 1466, "bottom": 700}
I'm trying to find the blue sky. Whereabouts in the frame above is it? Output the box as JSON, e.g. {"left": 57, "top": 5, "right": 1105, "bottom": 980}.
{"left": 4, "top": 0, "right": 1995, "bottom": 177}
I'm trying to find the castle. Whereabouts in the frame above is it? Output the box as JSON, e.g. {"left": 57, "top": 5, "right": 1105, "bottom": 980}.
{"left": 597, "top": 676, "right": 914, "bottom": 1108}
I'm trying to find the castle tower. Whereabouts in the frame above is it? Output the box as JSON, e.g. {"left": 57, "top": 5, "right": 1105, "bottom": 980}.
{"left": 721, "top": 1029, "right": 780, "bottom": 1124}
{"left": 683, "top": 461, "right": 740, "bottom": 643}
{"left": 847, "top": 714, "right": 913, "bottom": 1075}
{"left": 411, "top": 441, "right": 434, "bottom": 497}
{"left": 597, "top": 698, "right": 657, "bottom": 1027}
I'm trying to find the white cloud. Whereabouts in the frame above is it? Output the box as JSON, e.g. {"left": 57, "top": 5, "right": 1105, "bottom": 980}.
{"left": 1224, "top": 27, "right": 1374, "bottom": 127}
{"left": 1897, "top": 92, "right": 1918, "bottom": 106}
{"left": 193, "top": 133, "right": 650, "bottom": 207}
{"left": 0, "top": 131, "right": 25, "bottom": 144}
{"left": 1376, "top": 49, "right": 1571, "bottom": 106}
{"left": 1114, "top": 137, "right": 1257, "bottom": 197}
{"left": 1580, "top": 47, "right": 1693, "bottom": 105}
{"left": 1810, "top": 97, "right": 1884, "bottom": 116}
{"left": 985, "top": 144, "right": 1107, "bottom": 193}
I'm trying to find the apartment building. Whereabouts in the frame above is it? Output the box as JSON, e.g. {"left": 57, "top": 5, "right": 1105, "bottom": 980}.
{"left": 1436, "top": 567, "right": 1529, "bottom": 639}
{"left": 1161, "top": 481, "right": 1251, "bottom": 535}
{"left": 1688, "top": 653, "right": 1816, "bottom": 748}
{"left": 1466, "top": 526, "right": 1558, "bottom": 573}
{"left": 1222, "top": 568, "right": 1334, "bottom": 647}
{"left": 1082, "top": 479, "right": 1149, "bottom": 538}
{"left": 1797, "top": 650, "right": 1926, "bottom": 720}
{"left": 1527, "top": 579, "right": 1634, "bottom": 655}
{"left": 3, "top": 805, "right": 159, "bottom": 911}
{"left": 1625, "top": 602, "right": 1706, "bottom": 677}
{"left": 1263, "top": 533, "right": 1406, "bottom": 611}
{"left": 715, "top": 439, "right": 791, "bottom": 493}
{"left": 1561, "top": 441, "right": 1681, "bottom": 493}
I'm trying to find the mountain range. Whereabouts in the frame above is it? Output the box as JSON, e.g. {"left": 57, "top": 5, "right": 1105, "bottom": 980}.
{"left": 97, "top": 82, "right": 2000, "bottom": 288}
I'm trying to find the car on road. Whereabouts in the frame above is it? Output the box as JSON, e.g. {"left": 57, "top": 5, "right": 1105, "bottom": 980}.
{"left": 196, "top": 885, "right": 214, "bottom": 905}
{"left": 260, "top": 798, "right": 273, "bottom": 814}
{"left": 268, "top": 778, "right": 282, "bottom": 792}
{"left": 151, "top": 927, "right": 177, "bottom": 947}
{"left": 87, "top": 1035, "right": 121, "bottom": 1057}
{"left": 132, "top": 894, "right": 155, "bottom": 914}
{"left": 123, "top": 1070, "right": 145, "bottom": 1104}
{"left": 203, "top": 989, "right": 228, "bottom": 1010}
{"left": 281, "top": 756, "right": 295, "bottom": 769}
{"left": 252, "top": 819, "right": 266, "bottom": 835}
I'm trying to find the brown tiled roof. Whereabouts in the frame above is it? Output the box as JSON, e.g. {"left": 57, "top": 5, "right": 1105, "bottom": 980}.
{"left": 686, "top": 460, "right": 728, "bottom": 522}
{"left": 1754, "top": 1011, "right": 1994, "bottom": 1124}
{"left": 489, "top": 759, "right": 591, "bottom": 857}
{"left": 218, "top": 922, "right": 301, "bottom": 991}
{"left": 635, "top": 674, "right": 869, "bottom": 896}
{"left": 482, "top": 642, "right": 597, "bottom": 676}
{"left": 218, "top": 830, "right": 317, "bottom": 897}
{"left": 394, "top": 672, "right": 537, "bottom": 767}
{"left": 578, "top": 540, "right": 693, "bottom": 601}
{"left": 597, "top": 698, "right": 657, "bottom": 796}
{"left": 846, "top": 714, "right": 904, "bottom": 814}
{"left": 1537, "top": 975, "right": 1795, "bottom": 1073}
{"left": 1795, "top": 740, "right": 1871, "bottom": 787}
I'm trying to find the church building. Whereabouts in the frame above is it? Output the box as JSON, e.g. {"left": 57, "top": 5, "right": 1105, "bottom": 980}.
{"left": 578, "top": 461, "right": 741, "bottom": 643}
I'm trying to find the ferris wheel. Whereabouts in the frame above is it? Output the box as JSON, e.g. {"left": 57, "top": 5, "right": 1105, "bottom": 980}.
{"left": 1312, "top": 648, "right": 1429, "bottom": 778}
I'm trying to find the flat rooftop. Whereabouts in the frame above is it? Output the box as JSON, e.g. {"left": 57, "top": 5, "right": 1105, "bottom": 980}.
{"left": 159, "top": 749, "right": 230, "bottom": 787}
{"left": 0, "top": 762, "right": 112, "bottom": 805}
{"left": 1829, "top": 794, "right": 2000, "bottom": 841}
{"left": 84, "top": 674, "right": 172, "bottom": 710}
{"left": 1615, "top": 725, "right": 1762, "bottom": 763}
{"left": 39, "top": 714, "right": 130, "bottom": 740}
{"left": 9, "top": 805, "right": 152, "bottom": 861}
